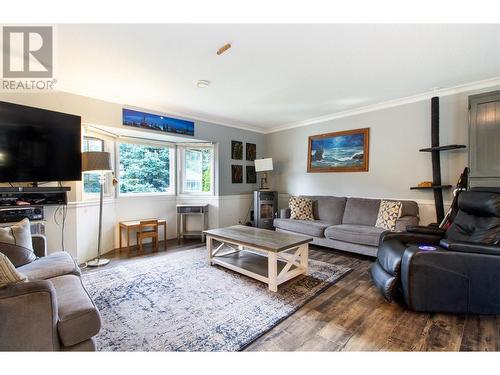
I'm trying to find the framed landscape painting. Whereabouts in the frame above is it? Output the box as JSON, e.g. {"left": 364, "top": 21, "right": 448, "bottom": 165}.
{"left": 307, "top": 128, "right": 369, "bottom": 173}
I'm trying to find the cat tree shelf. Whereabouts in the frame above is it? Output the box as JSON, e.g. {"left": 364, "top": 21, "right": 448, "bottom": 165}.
{"left": 418, "top": 144, "right": 466, "bottom": 152}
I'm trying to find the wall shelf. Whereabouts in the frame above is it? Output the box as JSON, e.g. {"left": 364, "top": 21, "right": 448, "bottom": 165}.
{"left": 410, "top": 185, "right": 452, "bottom": 190}
{"left": 418, "top": 144, "right": 466, "bottom": 152}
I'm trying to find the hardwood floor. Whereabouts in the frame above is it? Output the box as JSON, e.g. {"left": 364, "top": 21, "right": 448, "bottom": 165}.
{"left": 98, "top": 239, "right": 500, "bottom": 351}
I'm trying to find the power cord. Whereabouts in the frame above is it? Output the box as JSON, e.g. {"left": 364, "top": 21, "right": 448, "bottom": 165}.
{"left": 53, "top": 204, "right": 67, "bottom": 252}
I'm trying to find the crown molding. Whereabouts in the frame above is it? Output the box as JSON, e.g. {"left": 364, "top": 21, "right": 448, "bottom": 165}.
{"left": 56, "top": 76, "right": 500, "bottom": 136}
{"left": 267, "top": 76, "right": 500, "bottom": 134}
{"left": 55, "top": 84, "right": 268, "bottom": 134}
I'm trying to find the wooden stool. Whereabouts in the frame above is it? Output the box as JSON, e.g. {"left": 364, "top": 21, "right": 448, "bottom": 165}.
{"left": 136, "top": 220, "right": 159, "bottom": 252}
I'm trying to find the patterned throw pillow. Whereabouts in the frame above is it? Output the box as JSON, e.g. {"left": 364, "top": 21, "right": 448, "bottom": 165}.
{"left": 376, "top": 200, "right": 402, "bottom": 231}
{"left": 289, "top": 196, "right": 315, "bottom": 221}
{"left": 0, "top": 253, "right": 27, "bottom": 288}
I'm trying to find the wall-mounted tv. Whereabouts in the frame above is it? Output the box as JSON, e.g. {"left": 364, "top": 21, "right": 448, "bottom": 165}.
{"left": 123, "top": 108, "right": 195, "bottom": 136}
{"left": 0, "top": 101, "right": 82, "bottom": 183}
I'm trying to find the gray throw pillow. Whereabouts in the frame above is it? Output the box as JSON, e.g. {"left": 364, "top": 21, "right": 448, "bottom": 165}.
{"left": 0, "top": 219, "right": 35, "bottom": 267}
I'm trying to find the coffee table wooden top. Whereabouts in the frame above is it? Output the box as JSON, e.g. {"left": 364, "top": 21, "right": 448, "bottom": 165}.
{"left": 203, "top": 225, "right": 312, "bottom": 252}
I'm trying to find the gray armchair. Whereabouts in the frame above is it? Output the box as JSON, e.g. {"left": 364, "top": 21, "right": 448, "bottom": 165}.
{"left": 0, "top": 235, "right": 101, "bottom": 351}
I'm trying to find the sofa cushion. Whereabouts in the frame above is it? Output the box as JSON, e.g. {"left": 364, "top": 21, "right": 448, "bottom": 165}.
{"left": 18, "top": 252, "right": 80, "bottom": 281}
{"left": 400, "top": 200, "right": 419, "bottom": 218}
{"left": 274, "top": 218, "right": 332, "bottom": 237}
{"left": 342, "top": 197, "right": 381, "bottom": 226}
{"left": 300, "top": 196, "right": 347, "bottom": 224}
{"left": 0, "top": 242, "right": 36, "bottom": 268}
{"left": 324, "top": 224, "right": 386, "bottom": 247}
{"left": 50, "top": 274, "right": 101, "bottom": 347}
{"left": 0, "top": 218, "right": 34, "bottom": 252}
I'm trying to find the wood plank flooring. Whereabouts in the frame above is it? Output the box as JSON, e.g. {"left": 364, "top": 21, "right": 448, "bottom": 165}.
{"left": 99, "top": 239, "right": 500, "bottom": 351}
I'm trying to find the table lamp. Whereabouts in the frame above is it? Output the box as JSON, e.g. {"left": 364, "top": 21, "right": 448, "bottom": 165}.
{"left": 82, "top": 151, "right": 112, "bottom": 267}
{"left": 254, "top": 158, "right": 273, "bottom": 190}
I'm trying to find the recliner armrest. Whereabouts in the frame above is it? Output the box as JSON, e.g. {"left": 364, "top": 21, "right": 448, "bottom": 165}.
{"left": 440, "top": 239, "right": 500, "bottom": 256}
{"left": 380, "top": 231, "right": 442, "bottom": 247}
{"left": 406, "top": 225, "right": 446, "bottom": 236}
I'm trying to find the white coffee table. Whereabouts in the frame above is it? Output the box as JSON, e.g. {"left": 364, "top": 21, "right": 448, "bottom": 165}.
{"left": 204, "top": 225, "right": 313, "bottom": 292}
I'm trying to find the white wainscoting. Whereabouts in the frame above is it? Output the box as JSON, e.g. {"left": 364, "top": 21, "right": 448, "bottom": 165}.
{"left": 43, "top": 192, "right": 446, "bottom": 264}
{"left": 44, "top": 194, "right": 253, "bottom": 264}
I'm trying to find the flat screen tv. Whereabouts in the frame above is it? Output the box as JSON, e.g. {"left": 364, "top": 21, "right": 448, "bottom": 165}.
{"left": 0, "top": 101, "right": 82, "bottom": 183}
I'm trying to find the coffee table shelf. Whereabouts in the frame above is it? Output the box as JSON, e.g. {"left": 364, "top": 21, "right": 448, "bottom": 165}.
{"left": 204, "top": 225, "right": 312, "bottom": 292}
{"left": 213, "top": 250, "right": 299, "bottom": 279}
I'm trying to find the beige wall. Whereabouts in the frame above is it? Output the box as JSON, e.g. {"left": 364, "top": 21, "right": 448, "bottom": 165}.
{"left": 265, "top": 86, "right": 500, "bottom": 224}
{"left": 0, "top": 91, "right": 260, "bottom": 263}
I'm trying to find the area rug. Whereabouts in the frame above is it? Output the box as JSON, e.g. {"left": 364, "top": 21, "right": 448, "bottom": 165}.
{"left": 82, "top": 246, "right": 351, "bottom": 351}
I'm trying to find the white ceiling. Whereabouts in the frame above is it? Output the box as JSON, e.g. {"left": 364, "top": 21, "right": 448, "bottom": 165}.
{"left": 57, "top": 24, "right": 500, "bottom": 132}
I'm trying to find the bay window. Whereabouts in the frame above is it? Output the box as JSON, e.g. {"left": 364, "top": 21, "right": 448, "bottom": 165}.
{"left": 118, "top": 142, "right": 175, "bottom": 195}
{"left": 179, "top": 145, "right": 214, "bottom": 195}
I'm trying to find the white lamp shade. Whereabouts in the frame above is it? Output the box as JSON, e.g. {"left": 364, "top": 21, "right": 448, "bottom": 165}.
{"left": 81, "top": 151, "right": 112, "bottom": 172}
{"left": 254, "top": 158, "right": 273, "bottom": 172}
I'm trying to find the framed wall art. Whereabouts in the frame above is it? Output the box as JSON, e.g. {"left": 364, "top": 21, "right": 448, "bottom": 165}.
{"left": 307, "top": 128, "right": 369, "bottom": 173}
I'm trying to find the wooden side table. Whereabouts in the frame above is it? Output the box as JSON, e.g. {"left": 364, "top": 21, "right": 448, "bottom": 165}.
{"left": 176, "top": 204, "right": 209, "bottom": 243}
{"left": 119, "top": 219, "right": 167, "bottom": 251}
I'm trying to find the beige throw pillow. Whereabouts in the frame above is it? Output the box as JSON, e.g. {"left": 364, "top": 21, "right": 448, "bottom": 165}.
{"left": 289, "top": 196, "right": 315, "bottom": 221}
{"left": 0, "top": 253, "right": 27, "bottom": 288}
{"left": 376, "top": 200, "right": 402, "bottom": 231}
{"left": 0, "top": 218, "right": 33, "bottom": 251}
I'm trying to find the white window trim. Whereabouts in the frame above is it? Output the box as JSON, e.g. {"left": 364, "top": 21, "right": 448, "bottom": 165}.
{"left": 177, "top": 144, "right": 215, "bottom": 196}
{"left": 116, "top": 139, "right": 176, "bottom": 197}
{"left": 82, "top": 135, "right": 115, "bottom": 200}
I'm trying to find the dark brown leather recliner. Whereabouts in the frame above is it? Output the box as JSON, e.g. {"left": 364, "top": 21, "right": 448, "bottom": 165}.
{"left": 370, "top": 187, "right": 500, "bottom": 314}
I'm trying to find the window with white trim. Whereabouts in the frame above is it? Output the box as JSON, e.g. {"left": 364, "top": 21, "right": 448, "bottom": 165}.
{"left": 118, "top": 142, "right": 175, "bottom": 195}
{"left": 179, "top": 145, "right": 214, "bottom": 195}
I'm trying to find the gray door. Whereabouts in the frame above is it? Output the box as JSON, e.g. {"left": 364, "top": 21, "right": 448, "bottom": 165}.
{"left": 469, "top": 91, "right": 500, "bottom": 188}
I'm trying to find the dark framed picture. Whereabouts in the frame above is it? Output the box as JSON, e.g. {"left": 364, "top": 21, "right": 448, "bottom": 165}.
{"left": 231, "top": 165, "right": 243, "bottom": 183}
{"left": 122, "top": 108, "right": 194, "bottom": 136}
{"left": 246, "top": 165, "right": 256, "bottom": 184}
{"left": 308, "top": 127, "right": 370, "bottom": 173}
{"left": 231, "top": 140, "right": 243, "bottom": 160}
{"left": 246, "top": 143, "right": 256, "bottom": 161}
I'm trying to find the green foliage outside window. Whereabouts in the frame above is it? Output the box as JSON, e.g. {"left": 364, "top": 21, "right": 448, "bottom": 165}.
{"left": 201, "top": 149, "right": 212, "bottom": 192}
{"left": 83, "top": 137, "right": 104, "bottom": 194}
{"left": 119, "top": 143, "right": 171, "bottom": 194}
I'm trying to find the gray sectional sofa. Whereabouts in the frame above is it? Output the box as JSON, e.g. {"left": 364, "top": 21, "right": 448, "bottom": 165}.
{"left": 0, "top": 235, "right": 101, "bottom": 351}
{"left": 274, "top": 196, "right": 419, "bottom": 257}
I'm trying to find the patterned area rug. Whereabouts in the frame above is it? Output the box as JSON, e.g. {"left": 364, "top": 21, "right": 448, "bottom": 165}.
{"left": 82, "top": 246, "right": 351, "bottom": 351}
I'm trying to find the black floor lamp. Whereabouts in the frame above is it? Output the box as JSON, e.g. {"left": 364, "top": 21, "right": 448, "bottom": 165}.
{"left": 82, "top": 151, "right": 112, "bottom": 267}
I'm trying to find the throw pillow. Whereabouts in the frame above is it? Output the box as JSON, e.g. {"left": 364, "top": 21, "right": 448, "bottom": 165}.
{"left": 0, "top": 242, "right": 36, "bottom": 268}
{"left": 0, "top": 218, "right": 35, "bottom": 267}
{"left": 376, "top": 200, "right": 402, "bottom": 231}
{"left": 0, "top": 253, "right": 27, "bottom": 288}
{"left": 0, "top": 218, "right": 33, "bottom": 251}
{"left": 289, "top": 196, "right": 315, "bottom": 221}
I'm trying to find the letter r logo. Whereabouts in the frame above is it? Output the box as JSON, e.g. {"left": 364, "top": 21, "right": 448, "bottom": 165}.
{"left": 2, "top": 26, "right": 53, "bottom": 78}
